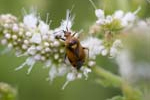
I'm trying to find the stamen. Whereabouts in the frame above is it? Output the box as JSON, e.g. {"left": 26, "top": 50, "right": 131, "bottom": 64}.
{"left": 62, "top": 81, "right": 69, "bottom": 90}
{"left": 27, "top": 63, "right": 34, "bottom": 74}
{"left": 133, "top": 6, "right": 141, "bottom": 15}
{"left": 46, "top": 13, "right": 49, "bottom": 24}
{"left": 16, "top": 52, "right": 27, "bottom": 57}
{"left": 15, "top": 61, "right": 27, "bottom": 71}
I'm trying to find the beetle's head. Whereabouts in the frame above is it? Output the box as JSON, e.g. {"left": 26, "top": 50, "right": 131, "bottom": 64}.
{"left": 63, "top": 30, "right": 71, "bottom": 38}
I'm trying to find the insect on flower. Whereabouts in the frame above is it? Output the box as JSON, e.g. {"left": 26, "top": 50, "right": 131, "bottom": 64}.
{"left": 56, "top": 28, "right": 89, "bottom": 70}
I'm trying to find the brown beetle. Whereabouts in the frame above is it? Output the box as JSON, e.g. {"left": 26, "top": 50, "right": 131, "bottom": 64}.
{"left": 56, "top": 30, "right": 88, "bottom": 70}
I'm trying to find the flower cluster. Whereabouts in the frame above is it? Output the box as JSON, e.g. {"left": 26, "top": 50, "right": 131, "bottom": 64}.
{"left": 0, "top": 10, "right": 103, "bottom": 89}
{"left": 89, "top": 7, "right": 140, "bottom": 57}
{"left": 95, "top": 7, "right": 140, "bottom": 29}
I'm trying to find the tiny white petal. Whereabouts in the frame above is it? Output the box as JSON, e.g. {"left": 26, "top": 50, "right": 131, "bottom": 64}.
{"left": 15, "top": 57, "right": 35, "bottom": 74}
{"left": 53, "top": 41, "right": 60, "bottom": 47}
{"left": 99, "top": 45, "right": 105, "bottom": 51}
{"left": 36, "top": 45, "right": 42, "bottom": 51}
{"left": 1, "top": 39, "right": 7, "bottom": 45}
{"left": 24, "top": 40, "right": 29, "bottom": 45}
{"left": 34, "top": 54, "right": 41, "bottom": 60}
{"left": 113, "top": 39, "right": 122, "bottom": 47}
{"left": 123, "top": 12, "right": 135, "bottom": 23}
{"left": 81, "top": 67, "right": 91, "bottom": 80}
{"left": 12, "top": 24, "right": 19, "bottom": 32}
{"left": 44, "top": 42, "right": 50, "bottom": 47}
{"left": 49, "top": 66, "right": 57, "bottom": 81}
{"left": 57, "top": 66, "right": 68, "bottom": 76}
{"left": 54, "top": 54, "right": 59, "bottom": 60}
{"left": 101, "top": 49, "right": 108, "bottom": 56}
{"left": 41, "top": 56, "right": 46, "bottom": 61}
{"left": 96, "top": 19, "right": 105, "bottom": 25}
{"left": 44, "top": 60, "right": 51, "bottom": 67}
{"left": 27, "top": 46, "right": 36, "bottom": 55}
{"left": 25, "top": 32, "right": 32, "bottom": 37}
{"left": 42, "top": 34, "right": 48, "bottom": 40}
{"left": 5, "top": 33, "right": 11, "bottom": 39}
{"left": 88, "top": 61, "right": 96, "bottom": 67}
{"left": 60, "top": 48, "right": 65, "bottom": 53}
{"left": 38, "top": 21, "right": 49, "bottom": 34}
{"left": 7, "top": 43, "right": 13, "bottom": 48}
{"left": 114, "top": 10, "right": 124, "bottom": 19}
{"left": 18, "top": 32, "right": 23, "bottom": 36}
{"left": 105, "top": 15, "right": 113, "bottom": 24}
{"left": 110, "top": 47, "right": 118, "bottom": 57}
{"left": 66, "top": 72, "right": 76, "bottom": 81}
{"left": 95, "top": 9, "right": 105, "bottom": 19}
{"left": 30, "top": 33, "right": 42, "bottom": 44}
{"left": 81, "top": 37, "right": 102, "bottom": 59}
{"left": 12, "top": 35, "right": 17, "bottom": 40}
{"left": 23, "top": 13, "right": 38, "bottom": 29}
{"left": 22, "top": 44, "right": 28, "bottom": 50}
{"left": 45, "top": 47, "right": 51, "bottom": 52}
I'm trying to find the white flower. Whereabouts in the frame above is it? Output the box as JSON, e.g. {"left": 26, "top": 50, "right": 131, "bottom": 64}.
{"left": 15, "top": 57, "right": 36, "bottom": 74}
{"left": 96, "top": 19, "right": 105, "bottom": 25}
{"left": 123, "top": 12, "right": 136, "bottom": 23}
{"left": 105, "top": 15, "right": 113, "bottom": 24}
{"left": 101, "top": 49, "right": 108, "bottom": 56}
{"left": 1, "top": 39, "right": 7, "bottom": 45}
{"left": 88, "top": 61, "right": 96, "bottom": 67}
{"left": 38, "top": 21, "right": 49, "bottom": 34}
{"left": 114, "top": 10, "right": 124, "bottom": 19}
{"left": 27, "top": 46, "right": 36, "bottom": 55}
{"left": 62, "top": 72, "right": 77, "bottom": 90}
{"left": 12, "top": 24, "right": 19, "bottom": 32}
{"left": 110, "top": 47, "right": 118, "bottom": 57}
{"left": 44, "top": 60, "right": 51, "bottom": 67}
{"left": 81, "top": 37, "right": 102, "bottom": 59}
{"left": 81, "top": 67, "right": 92, "bottom": 80}
{"left": 25, "top": 32, "right": 32, "bottom": 37}
{"left": 95, "top": 9, "right": 105, "bottom": 19}
{"left": 49, "top": 66, "right": 57, "bottom": 82}
{"left": 57, "top": 66, "right": 68, "bottom": 76}
{"left": 60, "top": 10, "right": 74, "bottom": 31}
{"left": 34, "top": 54, "right": 41, "bottom": 60}
{"left": 113, "top": 39, "right": 122, "bottom": 48}
{"left": 5, "top": 33, "right": 11, "bottom": 39}
{"left": 30, "top": 33, "right": 42, "bottom": 44}
{"left": 23, "top": 13, "right": 38, "bottom": 29}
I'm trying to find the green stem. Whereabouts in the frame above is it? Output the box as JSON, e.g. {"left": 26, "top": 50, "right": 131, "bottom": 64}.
{"left": 93, "top": 66, "right": 142, "bottom": 100}
{"left": 93, "top": 66, "right": 122, "bottom": 88}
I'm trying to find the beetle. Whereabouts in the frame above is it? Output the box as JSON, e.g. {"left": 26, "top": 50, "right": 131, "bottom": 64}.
{"left": 56, "top": 30, "right": 88, "bottom": 70}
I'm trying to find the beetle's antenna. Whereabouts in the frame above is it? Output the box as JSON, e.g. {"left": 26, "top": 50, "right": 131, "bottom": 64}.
{"left": 88, "top": 0, "right": 97, "bottom": 10}
{"left": 53, "top": 30, "right": 63, "bottom": 34}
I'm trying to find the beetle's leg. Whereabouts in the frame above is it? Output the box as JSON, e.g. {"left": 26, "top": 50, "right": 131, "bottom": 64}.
{"left": 63, "top": 53, "right": 67, "bottom": 63}
{"left": 60, "top": 37, "right": 66, "bottom": 41}
{"left": 76, "top": 60, "right": 84, "bottom": 70}
{"left": 83, "top": 47, "right": 89, "bottom": 59}
{"left": 55, "top": 35, "right": 66, "bottom": 41}
{"left": 72, "top": 32, "right": 77, "bottom": 37}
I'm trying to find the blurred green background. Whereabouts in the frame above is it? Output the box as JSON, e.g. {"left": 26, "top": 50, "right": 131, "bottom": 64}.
{"left": 0, "top": 0, "right": 150, "bottom": 100}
